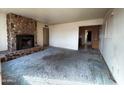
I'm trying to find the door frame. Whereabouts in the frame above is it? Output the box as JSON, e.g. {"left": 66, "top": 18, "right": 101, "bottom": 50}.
{"left": 78, "top": 25, "right": 101, "bottom": 50}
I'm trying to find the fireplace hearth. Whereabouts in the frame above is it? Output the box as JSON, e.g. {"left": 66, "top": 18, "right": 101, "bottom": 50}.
{"left": 16, "top": 35, "right": 34, "bottom": 50}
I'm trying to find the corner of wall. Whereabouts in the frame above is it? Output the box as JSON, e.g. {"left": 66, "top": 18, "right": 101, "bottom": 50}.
{"left": 0, "top": 13, "right": 8, "bottom": 51}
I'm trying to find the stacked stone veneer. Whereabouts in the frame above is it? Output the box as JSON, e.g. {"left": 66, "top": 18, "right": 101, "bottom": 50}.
{"left": 6, "top": 46, "right": 42, "bottom": 61}
{"left": 0, "top": 46, "right": 43, "bottom": 62}
{"left": 7, "top": 13, "right": 37, "bottom": 52}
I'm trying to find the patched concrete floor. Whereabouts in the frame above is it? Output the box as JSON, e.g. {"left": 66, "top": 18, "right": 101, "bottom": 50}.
{"left": 1, "top": 47, "right": 116, "bottom": 85}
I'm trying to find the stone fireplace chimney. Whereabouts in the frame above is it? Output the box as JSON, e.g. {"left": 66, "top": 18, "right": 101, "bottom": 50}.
{"left": 7, "top": 13, "right": 37, "bottom": 52}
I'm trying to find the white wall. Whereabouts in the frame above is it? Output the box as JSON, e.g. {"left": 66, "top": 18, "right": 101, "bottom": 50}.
{"left": 100, "top": 9, "right": 124, "bottom": 84}
{"left": 49, "top": 19, "right": 103, "bottom": 50}
{"left": 0, "top": 13, "right": 8, "bottom": 51}
{"left": 37, "top": 21, "right": 44, "bottom": 47}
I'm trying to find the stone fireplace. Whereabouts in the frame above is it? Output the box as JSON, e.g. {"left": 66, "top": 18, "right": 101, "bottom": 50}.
{"left": 0, "top": 13, "right": 43, "bottom": 62}
{"left": 7, "top": 13, "right": 37, "bottom": 52}
{"left": 16, "top": 35, "right": 34, "bottom": 50}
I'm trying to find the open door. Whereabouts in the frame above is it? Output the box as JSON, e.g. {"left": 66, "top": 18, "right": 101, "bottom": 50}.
{"left": 43, "top": 27, "right": 49, "bottom": 47}
{"left": 92, "top": 28, "right": 99, "bottom": 49}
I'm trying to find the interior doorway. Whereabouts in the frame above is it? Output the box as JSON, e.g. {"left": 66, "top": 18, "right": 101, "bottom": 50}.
{"left": 86, "top": 31, "right": 92, "bottom": 48}
{"left": 87, "top": 31, "right": 92, "bottom": 42}
{"left": 43, "top": 26, "right": 49, "bottom": 48}
{"left": 78, "top": 25, "right": 101, "bottom": 49}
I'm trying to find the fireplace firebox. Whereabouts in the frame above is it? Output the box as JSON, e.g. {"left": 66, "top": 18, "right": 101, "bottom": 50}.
{"left": 16, "top": 35, "right": 34, "bottom": 50}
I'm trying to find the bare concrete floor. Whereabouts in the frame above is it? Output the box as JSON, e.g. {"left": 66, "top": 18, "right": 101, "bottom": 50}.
{"left": 1, "top": 47, "right": 116, "bottom": 85}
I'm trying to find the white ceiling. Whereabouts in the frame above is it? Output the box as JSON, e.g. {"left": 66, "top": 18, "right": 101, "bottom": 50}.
{"left": 0, "top": 8, "right": 109, "bottom": 25}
